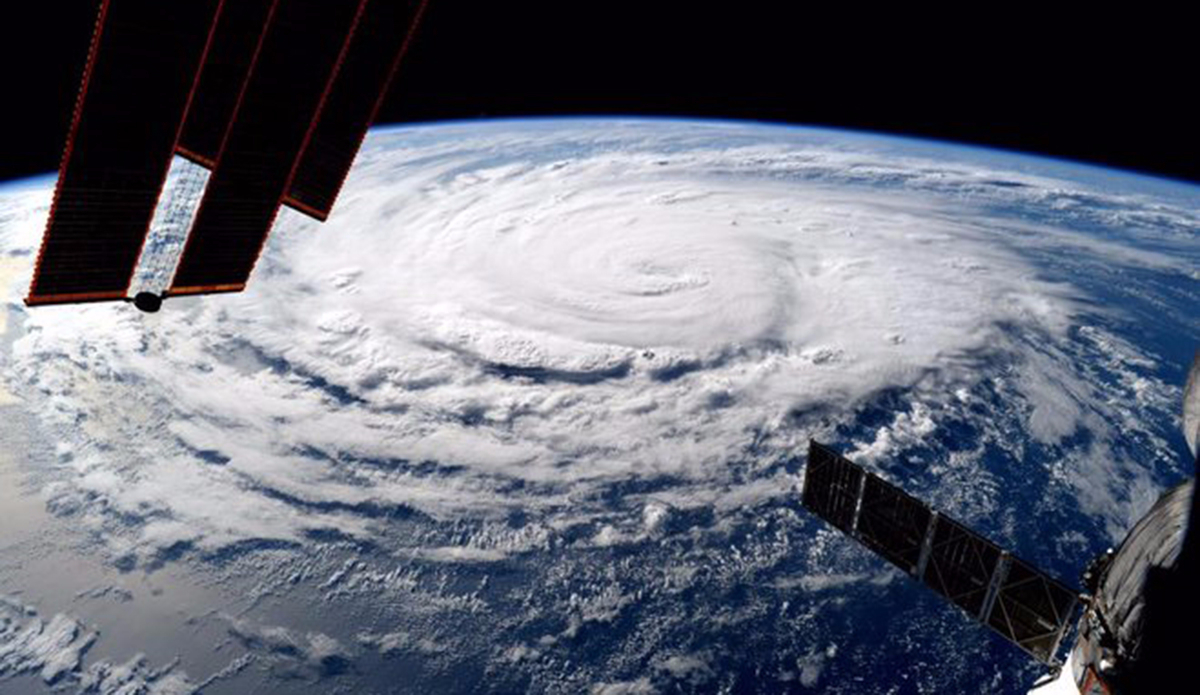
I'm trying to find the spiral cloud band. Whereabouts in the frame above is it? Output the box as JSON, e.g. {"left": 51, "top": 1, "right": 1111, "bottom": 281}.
{"left": 2, "top": 119, "right": 1197, "bottom": 694}
{"left": 2, "top": 120, "right": 1193, "bottom": 562}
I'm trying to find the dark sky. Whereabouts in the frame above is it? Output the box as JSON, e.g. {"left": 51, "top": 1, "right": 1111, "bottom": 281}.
{"left": 2, "top": 1, "right": 1196, "bottom": 185}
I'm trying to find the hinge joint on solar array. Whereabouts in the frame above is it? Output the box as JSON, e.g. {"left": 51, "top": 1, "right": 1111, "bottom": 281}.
{"left": 980, "top": 551, "right": 1012, "bottom": 622}
{"left": 850, "top": 470, "right": 868, "bottom": 533}
{"left": 915, "top": 511, "right": 939, "bottom": 579}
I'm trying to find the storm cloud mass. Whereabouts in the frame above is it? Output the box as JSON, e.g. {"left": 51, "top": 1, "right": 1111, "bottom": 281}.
{"left": 1, "top": 120, "right": 1196, "bottom": 694}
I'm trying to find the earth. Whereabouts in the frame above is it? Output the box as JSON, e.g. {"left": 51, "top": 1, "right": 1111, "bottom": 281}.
{"left": 0, "top": 118, "right": 1197, "bottom": 694}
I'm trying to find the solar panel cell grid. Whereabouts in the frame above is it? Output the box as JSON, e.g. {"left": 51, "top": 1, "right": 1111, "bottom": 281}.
{"left": 170, "top": 0, "right": 369, "bottom": 294}
{"left": 922, "top": 515, "right": 1002, "bottom": 617}
{"left": 987, "top": 557, "right": 1079, "bottom": 662}
{"left": 284, "top": 0, "right": 428, "bottom": 219}
{"left": 177, "top": 0, "right": 277, "bottom": 167}
{"left": 800, "top": 441, "right": 1080, "bottom": 665}
{"left": 856, "top": 474, "right": 932, "bottom": 575}
{"left": 28, "top": 0, "right": 221, "bottom": 304}
{"left": 802, "top": 442, "right": 863, "bottom": 534}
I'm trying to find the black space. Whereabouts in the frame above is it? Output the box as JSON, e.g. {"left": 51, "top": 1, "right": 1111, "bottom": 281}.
{"left": 2, "top": 1, "right": 1195, "bottom": 185}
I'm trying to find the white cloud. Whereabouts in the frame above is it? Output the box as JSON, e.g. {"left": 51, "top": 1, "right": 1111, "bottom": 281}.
{"left": 658, "top": 652, "right": 713, "bottom": 683}
{"left": 0, "top": 600, "right": 95, "bottom": 685}
{"left": 0, "top": 119, "right": 1192, "bottom": 566}
{"left": 223, "top": 615, "right": 353, "bottom": 681}
{"left": 357, "top": 629, "right": 447, "bottom": 656}
{"left": 796, "top": 643, "right": 838, "bottom": 688}
{"left": 0, "top": 596, "right": 195, "bottom": 694}
{"left": 2, "top": 121, "right": 1196, "bottom": 695}
{"left": 590, "top": 677, "right": 657, "bottom": 695}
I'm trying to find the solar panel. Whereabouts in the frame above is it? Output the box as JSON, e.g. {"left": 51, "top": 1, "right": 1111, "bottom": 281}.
{"left": 284, "top": 0, "right": 429, "bottom": 220}
{"left": 169, "top": 0, "right": 369, "bottom": 296}
{"left": 856, "top": 472, "right": 932, "bottom": 575}
{"left": 987, "top": 556, "right": 1079, "bottom": 663}
{"left": 802, "top": 441, "right": 863, "bottom": 534}
{"left": 176, "top": 0, "right": 277, "bottom": 168}
{"left": 800, "top": 441, "right": 1080, "bottom": 664}
{"left": 922, "top": 515, "right": 1003, "bottom": 618}
{"left": 27, "top": 0, "right": 221, "bottom": 305}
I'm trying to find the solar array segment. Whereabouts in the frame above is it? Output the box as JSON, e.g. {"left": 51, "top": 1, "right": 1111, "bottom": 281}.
{"left": 176, "top": 0, "right": 277, "bottom": 169}
{"left": 284, "top": 0, "right": 429, "bottom": 220}
{"left": 856, "top": 472, "right": 932, "bottom": 575}
{"left": 27, "top": 0, "right": 221, "bottom": 305}
{"left": 170, "top": 0, "right": 369, "bottom": 295}
{"left": 801, "top": 440, "right": 1080, "bottom": 664}
{"left": 801, "top": 441, "right": 863, "bottom": 534}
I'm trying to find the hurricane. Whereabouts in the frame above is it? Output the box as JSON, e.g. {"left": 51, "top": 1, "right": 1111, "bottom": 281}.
{"left": 2, "top": 119, "right": 1196, "bottom": 694}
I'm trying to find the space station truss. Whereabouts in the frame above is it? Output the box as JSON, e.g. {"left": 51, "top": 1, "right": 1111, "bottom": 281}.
{"left": 27, "top": 0, "right": 429, "bottom": 307}
{"left": 801, "top": 441, "right": 1080, "bottom": 664}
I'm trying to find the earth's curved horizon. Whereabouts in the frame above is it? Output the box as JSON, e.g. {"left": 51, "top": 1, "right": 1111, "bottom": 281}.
{"left": 1, "top": 117, "right": 1197, "bottom": 694}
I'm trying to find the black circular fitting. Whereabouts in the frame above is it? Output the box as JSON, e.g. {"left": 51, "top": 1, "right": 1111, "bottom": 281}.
{"left": 132, "top": 292, "right": 163, "bottom": 313}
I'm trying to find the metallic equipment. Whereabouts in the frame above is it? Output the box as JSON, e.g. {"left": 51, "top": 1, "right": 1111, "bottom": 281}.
{"left": 802, "top": 440, "right": 1080, "bottom": 665}
{"left": 802, "top": 350, "right": 1200, "bottom": 693}
{"left": 27, "top": 0, "right": 429, "bottom": 310}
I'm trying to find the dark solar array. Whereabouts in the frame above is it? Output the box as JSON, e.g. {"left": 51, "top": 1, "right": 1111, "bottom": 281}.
{"left": 801, "top": 442, "right": 862, "bottom": 534}
{"left": 30, "top": 0, "right": 429, "bottom": 306}
{"left": 988, "top": 556, "right": 1081, "bottom": 663}
{"left": 800, "top": 440, "right": 1079, "bottom": 664}
{"left": 285, "top": 0, "right": 429, "bottom": 220}
{"left": 923, "top": 515, "right": 1002, "bottom": 618}
{"left": 176, "top": 0, "right": 277, "bottom": 168}
{"left": 857, "top": 473, "right": 932, "bottom": 575}
{"left": 170, "top": 0, "right": 369, "bottom": 294}
{"left": 28, "top": 0, "right": 220, "bottom": 304}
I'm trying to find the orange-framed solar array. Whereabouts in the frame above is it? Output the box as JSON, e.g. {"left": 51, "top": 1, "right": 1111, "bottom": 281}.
{"left": 27, "top": 0, "right": 430, "bottom": 308}
{"left": 26, "top": 0, "right": 222, "bottom": 306}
